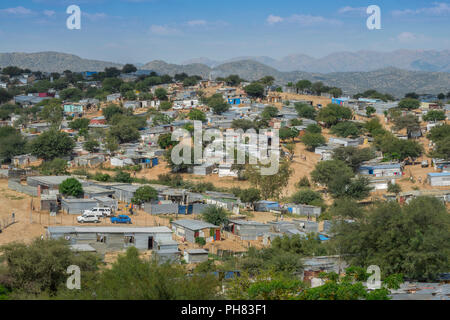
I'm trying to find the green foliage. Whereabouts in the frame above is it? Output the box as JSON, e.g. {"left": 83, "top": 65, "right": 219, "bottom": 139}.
{"left": 244, "top": 83, "right": 265, "bottom": 98}
{"left": 301, "top": 132, "right": 326, "bottom": 151}
{"left": 109, "top": 120, "right": 140, "bottom": 143}
{"left": 316, "top": 104, "right": 352, "bottom": 127}
{"left": 366, "top": 106, "right": 376, "bottom": 117}
{"left": 195, "top": 237, "right": 206, "bottom": 246}
{"left": 0, "top": 126, "right": 27, "bottom": 162}
{"left": 330, "top": 121, "right": 361, "bottom": 138}
{"left": 333, "top": 197, "right": 450, "bottom": 281}
{"left": 158, "top": 133, "right": 176, "bottom": 149}
{"left": 328, "top": 176, "right": 372, "bottom": 200}
{"left": 188, "top": 109, "right": 206, "bottom": 122}
{"left": 398, "top": 98, "right": 421, "bottom": 110}
{"left": 296, "top": 176, "right": 311, "bottom": 188}
{"left": 305, "top": 123, "right": 321, "bottom": 134}
{"left": 329, "top": 198, "right": 365, "bottom": 219}
{"left": 374, "top": 132, "right": 423, "bottom": 160}
{"left": 291, "top": 189, "right": 323, "bottom": 205}
{"left": 261, "top": 106, "right": 279, "bottom": 120}
{"left": 239, "top": 188, "right": 261, "bottom": 205}
{"left": 387, "top": 182, "right": 402, "bottom": 195}
{"left": 159, "top": 101, "right": 172, "bottom": 111}
{"left": 231, "top": 119, "right": 256, "bottom": 131}
{"left": 39, "top": 158, "right": 68, "bottom": 175}
{"left": 39, "top": 101, "right": 63, "bottom": 127}
{"left": 122, "top": 64, "right": 137, "bottom": 74}
{"left": 290, "top": 118, "right": 303, "bottom": 126}
{"left": 59, "top": 178, "right": 83, "bottom": 197}
{"left": 206, "top": 93, "right": 230, "bottom": 115}
{"left": 332, "top": 146, "right": 376, "bottom": 172}
{"left": 131, "top": 186, "right": 158, "bottom": 205}
{"left": 84, "top": 139, "right": 100, "bottom": 152}
{"left": 0, "top": 239, "right": 99, "bottom": 297}
{"left": 279, "top": 127, "right": 298, "bottom": 141}
{"left": 92, "top": 172, "right": 111, "bottom": 182}
{"left": 30, "top": 129, "right": 75, "bottom": 160}
{"left": 114, "top": 171, "right": 132, "bottom": 183}
{"left": 102, "top": 104, "right": 124, "bottom": 122}
{"left": 294, "top": 103, "right": 316, "bottom": 120}
{"left": 423, "top": 110, "right": 446, "bottom": 122}
{"left": 392, "top": 114, "right": 420, "bottom": 132}
{"left": 154, "top": 88, "right": 168, "bottom": 100}
{"left": 201, "top": 206, "right": 229, "bottom": 226}
{"left": 69, "top": 118, "right": 90, "bottom": 130}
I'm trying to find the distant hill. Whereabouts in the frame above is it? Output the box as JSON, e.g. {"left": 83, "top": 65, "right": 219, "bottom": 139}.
{"left": 143, "top": 59, "right": 450, "bottom": 97}
{"left": 0, "top": 52, "right": 122, "bottom": 73}
{"left": 185, "top": 50, "right": 450, "bottom": 73}
{"left": 1, "top": 51, "right": 449, "bottom": 97}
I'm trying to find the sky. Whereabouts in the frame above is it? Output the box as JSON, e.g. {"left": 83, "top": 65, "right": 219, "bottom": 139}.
{"left": 1, "top": 0, "right": 450, "bottom": 64}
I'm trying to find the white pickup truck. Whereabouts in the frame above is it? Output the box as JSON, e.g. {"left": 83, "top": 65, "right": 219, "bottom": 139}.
{"left": 77, "top": 214, "right": 100, "bottom": 224}
{"left": 82, "top": 207, "right": 112, "bottom": 217}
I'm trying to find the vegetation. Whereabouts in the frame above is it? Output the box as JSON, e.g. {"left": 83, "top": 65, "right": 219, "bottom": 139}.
{"left": 58, "top": 178, "right": 83, "bottom": 197}
{"left": 131, "top": 186, "right": 158, "bottom": 205}
{"left": 201, "top": 206, "right": 229, "bottom": 226}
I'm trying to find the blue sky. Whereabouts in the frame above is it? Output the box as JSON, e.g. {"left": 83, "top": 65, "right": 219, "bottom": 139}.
{"left": 1, "top": 0, "right": 450, "bottom": 64}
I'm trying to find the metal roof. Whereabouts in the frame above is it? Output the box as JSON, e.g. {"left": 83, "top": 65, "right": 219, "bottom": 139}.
{"left": 48, "top": 226, "right": 172, "bottom": 234}
{"left": 186, "top": 249, "right": 209, "bottom": 254}
{"left": 428, "top": 172, "right": 450, "bottom": 177}
{"left": 171, "top": 219, "right": 219, "bottom": 230}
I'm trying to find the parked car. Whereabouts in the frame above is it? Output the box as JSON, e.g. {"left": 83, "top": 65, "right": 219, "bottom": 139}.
{"left": 77, "top": 214, "right": 100, "bottom": 224}
{"left": 83, "top": 207, "right": 112, "bottom": 217}
{"left": 110, "top": 215, "right": 132, "bottom": 224}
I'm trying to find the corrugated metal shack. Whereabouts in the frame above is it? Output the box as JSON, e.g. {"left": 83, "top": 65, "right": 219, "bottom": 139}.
{"left": 47, "top": 226, "right": 173, "bottom": 251}
{"left": 171, "top": 219, "right": 221, "bottom": 243}
{"left": 228, "top": 220, "right": 271, "bottom": 240}
{"left": 61, "top": 198, "right": 99, "bottom": 214}
{"left": 184, "top": 249, "right": 209, "bottom": 263}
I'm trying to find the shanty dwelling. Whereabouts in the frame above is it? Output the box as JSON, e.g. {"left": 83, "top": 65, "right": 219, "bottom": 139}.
{"left": 395, "top": 189, "right": 450, "bottom": 204}
{"left": 432, "top": 159, "right": 450, "bottom": 172}
{"left": 328, "top": 137, "right": 362, "bottom": 147}
{"left": 110, "top": 184, "right": 141, "bottom": 203}
{"left": 93, "top": 196, "right": 118, "bottom": 211}
{"left": 254, "top": 200, "right": 280, "bottom": 212}
{"left": 47, "top": 226, "right": 173, "bottom": 252}
{"left": 286, "top": 204, "right": 322, "bottom": 217}
{"left": 40, "top": 194, "right": 58, "bottom": 212}
{"left": 61, "top": 198, "right": 100, "bottom": 214}
{"left": 183, "top": 249, "right": 209, "bottom": 264}
{"left": 368, "top": 176, "right": 399, "bottom": 191}
{"left": 27, "top": 176, "right": 86, "bottom": 197}
{"left": 72, "top": 154, "right": 105, "bottom": 168}
{"left": 12, "top": 154, "right": 38, "bottom": 167}
{"left": 358, "top": 163, "right": 403, "bottom": 177}
{"left": 83, "top": 185, "right": 115, "bottom": 199}
{"left": 299, "top": 221, "right": 319, "bottom": 234}
{"left": 110, "top": 156, "right": 134, "bottom": 167}
{"left": 228, "top": 220, "right": 271, "bottom": 241}
{"left": 301, "top": 256, "right": 348, "bottom": 286}
{"left": 152, "top": 239, "right": 180, "bottom": 262}
{"left": 315, "top": 145, "right": 338, "bottom": 157}
{"left": 192, "top": 163, "right": 216, "bottom": 176}
{"left": 427, "top": 172, "right": 450, "bottom": 187}
{"left": 218, "top": 164, "right": 238, "bottom": 177}
{"left": 171, "top": 219, "right": 221, "bottom": 243}
{"left": 144, "top": 201, "right": 179, "bottom": 215}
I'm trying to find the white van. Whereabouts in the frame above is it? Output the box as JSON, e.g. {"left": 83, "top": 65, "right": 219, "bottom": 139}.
{"left": 77, "top": 214, "right": 100, "bottom": 224}
{"left": 83, "top": 207, "right": 112, "bottom": 217}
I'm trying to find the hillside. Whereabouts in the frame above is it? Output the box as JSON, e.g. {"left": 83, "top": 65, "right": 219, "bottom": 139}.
{"left": 0, "top": 52, "right": 122, "bottom": 73}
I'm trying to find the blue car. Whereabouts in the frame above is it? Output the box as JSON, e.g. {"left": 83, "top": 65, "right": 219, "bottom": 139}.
{"left": 110, "top": 215, "right": 132, "bottom": 224}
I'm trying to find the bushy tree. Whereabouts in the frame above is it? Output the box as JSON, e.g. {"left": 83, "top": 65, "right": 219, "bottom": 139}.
{"left": 291, "top": 189, "right": 323, "bottom": 205}
{"left": 39, "top": 158, "right": 68, "bottom": 175}
{"left": 114, "top": 171, "right": 132, "bottom": 183}
{"left": 301, "top": 132, "right": 325, "bottom": 151}
{"left": 332, "top": 146, "right": 376, "bottom": 172}
{"left": 201, "top": 206, "right": 229, "bottom": 226}
{"left": 131, "top": 186, "right": 158, "bottom": 205}
{"left": 294, "top": 103, "right": 316, "bottom": 119}
{"left": 30, "top": 129, "right": 75, "bottom": 160}
{"left": 244, "top": 83, "right": 265, "bottom": 98}
{"left": 0, "top": 126, "right": 27, "bottom": 162}
{"left": 206, "top": 94, "right": 230, "bottom": 115}
{"left": 59, "top": 178, "right": 83, "bottom": 197}
{"left": 330, "top": 121, "right": 361, "bottom": 138}
{"left": 317, "top": 104, "right": 352, "bottom": 127}
{"left": 398, "top": 98, "right": 420, "bottom": 110}
{"left": 188, "top": 109, "right": 206, "bottom": 122}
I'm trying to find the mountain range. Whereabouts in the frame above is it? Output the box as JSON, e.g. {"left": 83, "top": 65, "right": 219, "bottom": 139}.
{"left": 1, "top": 51, "right": 450, "bottom": 97}
{"left": 181, "top": 50, "right": 450, "bottom": 73}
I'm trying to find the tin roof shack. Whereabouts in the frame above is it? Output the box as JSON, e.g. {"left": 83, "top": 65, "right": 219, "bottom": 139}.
{"left": 47, "top": 226, "right": 173, "bottom": 252}
{"left": 427, "top": 172, "right": 450, "bottom": 187}
{"left": 110, "top": 184, "right": 140, "bottom": 203}
{"left": 27, "top": 176, "right": 82, "bottom": 196}
{"left": 285, "top": 204, "right": 322, "bottom": 218}
{"left": 228, "top": 220, "right": 271, "bottom": 241}
{"left": 83, "top": 185, "right": 115, "bottom": 199}
{"left": 171, "top": 219, "right": 221, "bottom": 243}
{"left": 328, "top": 137, "right": 362, "bottom": 147}
{"left": 301, "top": 255, "right": 348, "bottom": 285}
{"left": 254, "top": 200, "right": 280, "bottom": 212}
{"left": 152, "top": 239, "right": 180, "bottom": 263}
{"left": 432, "top": 159, "right": 450, "bottom": 172}
{"left": 144, "top": 202, "right": 179, "bottom": 215}
{"left": 193, "top": 163, "right": 216, "bottom": 176}
{"left": 204, "top": 191, "right": 240, "bottom": 212}
{"left": 40, "top": 194, "right": 58, "bottom": 212}
{"left": 72, "top": 154, "right": 105, "bottom": 168}
{"left": 184, "top": 249, "right": 209, "bottom": 264}
{"left": 394, "top": 189, "right": 450, "bottom": 204}
{"left": 93, "top": 196, "right": 118, "bottom": 210}
{"left": 61, "top": 198, "right": 99, "bottom": 214}
{"left": 358, "top": 162, "right": 403, "bottom": 177}
{"left": 12, "top": 154, "right": 38, "bottom": 167}
{"left": 368, "top": 176, "right": 401, "bottom": 191}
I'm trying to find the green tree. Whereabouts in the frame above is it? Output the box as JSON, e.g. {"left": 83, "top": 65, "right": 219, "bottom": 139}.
{"left": 332, "top": 147, "right": 376, "bottom": 172}
{"left": 301, "top": 132, "right": 325, "bottom": 151}
{"left": 239, "top": 188, "right": 261, "bottom": 208}
{"left": 387, "top": 182, "right": 402, "bottom": 195}
{"left": 114, "top": 171, "right": 132, "bottom": 183}
{"left": 207, "top": 94, "right": 230, "bottom": 115}
{"left": 158, "top": 133, "right": 177, "bottom": 149}
{"left": 366, "top": 106, "right": 376, "bottom": 117}
{"left": 188, "top": 109, "right": 206, "bottom": 122}
{"left": 398, "top": 98, "right": 421, "bottom": 110}
{"left": 330, "top": 121, "right": 361, "bottom": 138}
{"left": 39, "top": 102, "right": 63, "bottom": 127}
{"left": 0, "top": 126, "right": 27, "bottom": 162}
{"left": 244, "top": 83, "right": 265, "bottom": 98}
{"left": 39, "top": 158, "right": 68, "bottom": 175}
{"left": 294, "top": 103, "right": 316, "bottom": 119}
{"left": 84, "top": 139, "right": 100, "bottom": 152}
{"left": 59, "top": 178, "right": 83, "bottom": 197}
{"left": 30, "top": 129, "right": 75, "bottom": 160}
{"left": 317, "top": 104, "right": 353, "bottom": 127}
{"left": 333, "top": 197, "right": 450, "bottom": 281}
{"left": 102, "top": 104, "right": 124, "bottom": 122}
{"left": 311, "top": 160, "right": 353, "bottom": 186}
{"left": 261, "top": 106, "right": 279, "bottom": 120}
{"left": 295, "top": 80, "right": 312, "bottom": 93}
{"left": 423, "top": 110, "right": 446, "bottom": 122}
{"left": 154, "top": 88, "right": 168, "bottom": 100}
{"left": 69, "top": 118, "right": 90, "bottom": 130}
{"left": 132, "top": 186, "right": 158, "bottom": 205}
{"left": 201, "top": 206, "right": 229, "bottom": 226}
{"left": 122, "top": 64, "right": 137, "bottom": 74}
{"left": 291, "top": 189, "right": 323, "bottom": 205}
{"left": 159, "top": 101, "right": 172, "bottom": 111}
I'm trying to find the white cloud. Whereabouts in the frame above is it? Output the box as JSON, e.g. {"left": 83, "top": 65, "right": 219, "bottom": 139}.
{"left": 0, "top": 6, "right": 34, "bottom": 15}
{"left": 338, "top": 6, "right": 366, "bottom": 16}
{"left": 267, "top": 14, "right": 341, "bottom": 26}
{"left": 397, "top": 32, "right": 417, "bottom": 42}
{"left": 187, "top": 20, "right": 207, "bottom": 26}
{"left": 82, "top": 12, "right": 108, "bottom": 21}
{"left": 43, "top": 10, "right": 55, "bottom": 17}
{"left": 267, "top": 15, "right": 284, "bottom": 25}
{"left": 392, "top": 2, "right": 450, "bottom": 17}
{"left": 150, "top": 24, "right": 180, "bottom": 35}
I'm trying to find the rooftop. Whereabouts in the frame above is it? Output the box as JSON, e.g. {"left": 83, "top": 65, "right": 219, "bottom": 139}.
{"left": 171, "top": 219, "right": 219, "bottom": 230}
